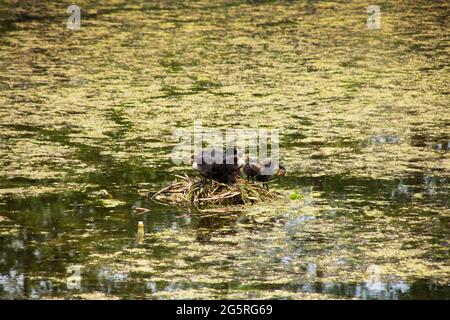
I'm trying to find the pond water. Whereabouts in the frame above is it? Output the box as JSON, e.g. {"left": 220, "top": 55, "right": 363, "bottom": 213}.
{"left": 0, "top": 0, "right": 449, "bottom": 299}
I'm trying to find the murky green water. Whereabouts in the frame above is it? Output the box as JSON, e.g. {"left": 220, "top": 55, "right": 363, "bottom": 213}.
{"left": 0, "top": 0, "right": 449, "bottom": 299}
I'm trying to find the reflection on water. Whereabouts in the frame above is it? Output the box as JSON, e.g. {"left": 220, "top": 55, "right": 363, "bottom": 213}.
{"left": 0, "top": 0, "right": 449, "bottom": 299}
{"left": 136, "top": 221, "right": 144, "bottom": 245}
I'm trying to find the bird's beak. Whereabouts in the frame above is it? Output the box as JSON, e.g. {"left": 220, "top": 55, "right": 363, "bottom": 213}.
{"left": 276, "top": 167, "right": 286, "bottom": 176}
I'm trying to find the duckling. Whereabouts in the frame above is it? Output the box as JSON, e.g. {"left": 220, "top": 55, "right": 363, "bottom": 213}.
{"left": 191, "top": 147, "right": 244, "bottom": 183}
{"left": 191, "top": 148, "right": 220, "bottom": 182}
{"left": 243, "top": 157, "right": 260, "bottom": 183}
{"left": 256, "top": 160, "right": 286, "bottom": 190}
{"left": 244, "top": 158, "right": 286, "bottom": 189}
{"left": 220, "top": 147, "right": 245, "bottom": 182}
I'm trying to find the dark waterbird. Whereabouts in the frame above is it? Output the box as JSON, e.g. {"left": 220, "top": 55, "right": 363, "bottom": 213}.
{"left": 191, "top": 147, "right": 245, "bottom": 183}
{"left": 244, "top": 158, "right": 286, "bottom": 189}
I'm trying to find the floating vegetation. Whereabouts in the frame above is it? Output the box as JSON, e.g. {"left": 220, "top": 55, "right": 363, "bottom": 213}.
{"left": 152, "top": 174, "right": 284, "bottom": 208}
{"left": 88, "top": 189, "right": 113, "bottom": 200}
{"left": 0, "top": 0, "right": 449, "bottom": 300}
{"left": 134, "top": 207, "right": 150, "bottom": 214}
{"left": 87, "top": 189, "right": 126, "bottom": 208}
{"left": 88, "top": 198, "right": 127, "bottom": 208}
{"left": 289, "top": 190, "right": 305, "bottom": 200}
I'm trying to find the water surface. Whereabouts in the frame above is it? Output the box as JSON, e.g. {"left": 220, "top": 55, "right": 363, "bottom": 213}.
{"left": 0, "top": 0, "right": 449, "bottom": 299}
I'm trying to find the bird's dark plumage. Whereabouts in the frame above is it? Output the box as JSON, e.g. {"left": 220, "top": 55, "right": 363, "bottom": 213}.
{"left": 192, "top": 148, "right": 244, "bottom": 183}
{"left": 244, "top": 158, "right": 286, "bottom": 189}
{"left": 243, "top": 157, "right": 260, "bottom": 183}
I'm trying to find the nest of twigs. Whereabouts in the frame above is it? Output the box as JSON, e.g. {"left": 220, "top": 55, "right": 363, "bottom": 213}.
{"left": 151, "top": 174, "right": 282, "bottom": 208}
